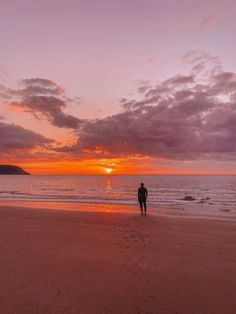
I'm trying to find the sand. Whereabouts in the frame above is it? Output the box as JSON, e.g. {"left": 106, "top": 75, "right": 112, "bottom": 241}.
{"left": 0, "top": 206, "right": 235, "bottom": 314}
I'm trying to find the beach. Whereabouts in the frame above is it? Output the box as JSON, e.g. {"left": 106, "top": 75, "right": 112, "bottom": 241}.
{"left": 0, "top": 205, "right": 235, "bottom": 314}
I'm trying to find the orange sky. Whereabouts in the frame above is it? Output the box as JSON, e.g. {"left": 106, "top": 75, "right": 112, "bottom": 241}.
{"left": 17, "top": 159, "right": 236, "bottom": 175}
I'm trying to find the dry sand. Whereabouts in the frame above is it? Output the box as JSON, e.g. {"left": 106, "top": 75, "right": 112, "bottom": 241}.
{"left": 0, "top": 206, "right": 235, "bottom": 314}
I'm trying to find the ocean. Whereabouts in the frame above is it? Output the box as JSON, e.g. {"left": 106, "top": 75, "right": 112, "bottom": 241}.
{"left": 0, "top": 175, "right": 235, "bottom": 220}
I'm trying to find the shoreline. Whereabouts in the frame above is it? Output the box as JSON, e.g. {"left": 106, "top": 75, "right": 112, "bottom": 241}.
{"left": 0, "top": 204, "right": 236, "bottom": 313}
{"left": 0, "top": 199, "right": 236, "bottom": 222}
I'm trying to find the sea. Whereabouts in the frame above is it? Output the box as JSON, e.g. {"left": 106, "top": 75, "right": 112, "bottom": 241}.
{"left": 0, "top": 175, "right": 236, "bottom": 220}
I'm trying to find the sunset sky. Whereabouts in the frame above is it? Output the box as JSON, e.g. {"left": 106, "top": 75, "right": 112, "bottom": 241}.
{"left": 0, "top": 0, "right": 236, "bottom": 174}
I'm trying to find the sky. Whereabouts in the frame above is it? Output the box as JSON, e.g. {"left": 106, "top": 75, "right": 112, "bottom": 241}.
{"left": 0, "top": 0, "right": 236, "bottom": 174}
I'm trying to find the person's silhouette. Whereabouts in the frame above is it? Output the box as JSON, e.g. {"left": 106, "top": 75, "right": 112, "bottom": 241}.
{"left": 138, "top": 183, "right": 148, "bottom": 215}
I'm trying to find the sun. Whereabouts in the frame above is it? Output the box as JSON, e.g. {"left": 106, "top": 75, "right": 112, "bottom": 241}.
{"left": 104, "top": 168, "right": 113, "bottom": 174}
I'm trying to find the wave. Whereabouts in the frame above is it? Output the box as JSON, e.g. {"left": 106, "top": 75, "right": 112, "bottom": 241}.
{"left": 0, "top": 175, "right": 236, "bottom": 217}
{"left": 0, "top": 191, "right": 235, "bottom": 212}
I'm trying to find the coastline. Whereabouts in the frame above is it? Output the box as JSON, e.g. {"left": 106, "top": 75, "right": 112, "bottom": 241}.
{"left": 0, "top": 199, "right": 236, "bottom": 222}
{"left": 0, "top": 204, "right": 236, "bottom": 313}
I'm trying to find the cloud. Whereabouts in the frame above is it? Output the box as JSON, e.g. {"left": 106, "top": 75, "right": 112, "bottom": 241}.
{"left": 2, "top": 52, "right": 236, "bottom": 165}
{"left": 11, "top": 95, "right": 81, "bottom": 129}
{"left": 58, "top": 52, "right": 236, "bottom": 161}
{"left": 2, "top": 78, "right": 82, "bottom": 129}
{"left": 0, "top": 121, "right": 53, "bottom": 156}
{"left": 19, "top": 78, "right": 65, "bottom": 96}
{"left": 182, "top": 51, "right": 222, "bottom": 76}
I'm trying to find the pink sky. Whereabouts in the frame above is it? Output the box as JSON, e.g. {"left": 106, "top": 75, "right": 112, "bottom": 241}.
{"left": 0, "top": 0, "right": 236, "bottom": 174}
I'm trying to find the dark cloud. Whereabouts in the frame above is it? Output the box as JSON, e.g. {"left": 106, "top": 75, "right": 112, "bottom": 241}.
{"left": 2, "top": 53, "right": 236, "bottom": 163}
{"left": 0, "top": 121, "right": 52, "bottom": 152}
{"left": 11, "top": 95, "right": 81, "bottom": 129}
{"left": 21, "top": 78, "right": 61, "bottom": 88}
{"left": 19, "top": 79, "right": 64, "bottom": 97}
{"left": 2, "top": 78, "right": 81, "bottom": 129}
{"left": 59, "top": 52, "right": 236, "bottom": 160}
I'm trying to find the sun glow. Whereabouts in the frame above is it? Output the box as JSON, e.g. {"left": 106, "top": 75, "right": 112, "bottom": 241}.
{"left": 104, "top": 168, "right": 113, "bottom": 174}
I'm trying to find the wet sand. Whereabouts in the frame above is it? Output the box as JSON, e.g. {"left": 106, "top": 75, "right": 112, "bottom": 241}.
{"left": 0, "top": 206, "right": 235, "bottom": 314}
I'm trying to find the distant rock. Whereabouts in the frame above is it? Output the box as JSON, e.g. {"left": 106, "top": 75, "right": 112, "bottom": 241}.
{"left": 199, "top": 197, "right": 211, "bottom": 204}
{"left": 0, "top": 165, "right": 30, "bottom": 175}
{"left": 183, "top": 196, "right": 196, "bottom": 201}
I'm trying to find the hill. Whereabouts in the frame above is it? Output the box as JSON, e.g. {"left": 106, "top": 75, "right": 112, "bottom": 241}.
{"left": 0, "top": 165, "right": 30, "bottom": 175}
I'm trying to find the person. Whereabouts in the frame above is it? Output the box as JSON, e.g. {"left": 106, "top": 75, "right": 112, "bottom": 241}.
{"left": 138, "top": 183, "right": 148, "bottom": 215}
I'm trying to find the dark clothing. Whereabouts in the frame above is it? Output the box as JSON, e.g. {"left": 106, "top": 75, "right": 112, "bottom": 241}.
{"left": 138, "top": 186, "right": 148, "bottom": 214}
{"left": 139, "top": 198, "right": 146, "bottom": 211}
{"left": 138, "top": 186, "right": 148, "bottom": 200}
